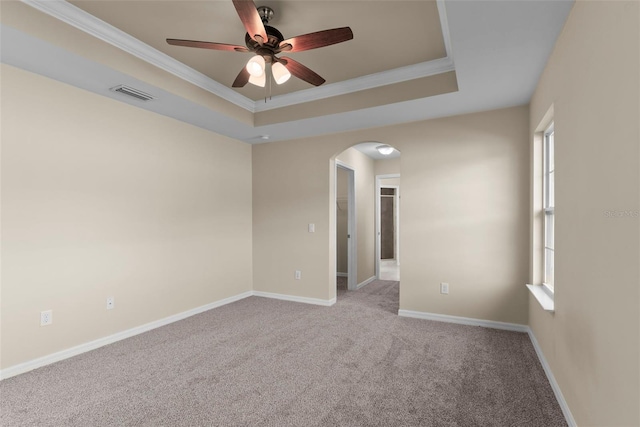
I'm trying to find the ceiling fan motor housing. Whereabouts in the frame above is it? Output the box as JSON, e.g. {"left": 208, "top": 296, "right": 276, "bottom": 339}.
{"left": 245, "top": 25, "right": 284, "bottom": 54}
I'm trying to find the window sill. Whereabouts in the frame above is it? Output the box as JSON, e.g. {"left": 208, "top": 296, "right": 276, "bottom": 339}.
{"left": 526, "top": 284, "right": 555, "bottom": 312}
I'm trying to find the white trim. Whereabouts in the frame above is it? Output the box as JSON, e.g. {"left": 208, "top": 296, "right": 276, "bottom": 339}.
{"left": 252, "top": 291, "right": 336, "bottom": 307}
{"left": 336, "top": 272, "right": 348, "bottom": 277}
{"left": 252, "top": 57, "right": 454, "bottom": 112}
{"left": 254, "top": 0, "right": 455, "bottom": 112}
{"left": 0, "top": 291, "right": 253, "bottom": 380}
{"left": 396, "top": 307, "right": 575, "bottom": 427}
{"left": 335, "top": 160, "right": 357, "bottom": 291}
{"left": 397, "top": 309, "right": 528, "bottom": 332}
{"left": 380, "top": 184, "right": 400, "bottom": 265}
{"left": 21, "top": 0, "right": 455, "bottom": 114}
{"left": 527, "top": 329, "right": 577, "bottom": 427}
{"left": 0, "top": 289, "right": 574, "bottom": 427}
{"left": 356, "top": 276, "right": 377, "bottom": 289}
{"left": 436, "top": 0, "right": 454, "bottom": 60}
{"left": 376, "top": 174, "right": 401, "bottom": 278}
{"left": 526, "top": 284, "right": 555, "bottom": 312}
{"left": 0, "top": 289, "right": 338, "bottom": 380}
{"left": 20, "top": 0, "right": 255, "bottom": 112}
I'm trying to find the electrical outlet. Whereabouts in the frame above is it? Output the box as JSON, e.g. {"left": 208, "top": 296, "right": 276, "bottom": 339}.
{"left": 440, "top": 282, "right": 449, "bottom": 295}
{"left": 40, "top": 310, "right": 53, "bottom": 326}
{"left": 106, "top": 297, "right": 115, "bottom": 310}
{"left": 295, "top": 270, "right": 302, "bottom": 280}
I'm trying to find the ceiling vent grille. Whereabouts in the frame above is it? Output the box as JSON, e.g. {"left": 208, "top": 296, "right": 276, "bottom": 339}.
{"left": 110, "top": 85, "right": 155, "bottom": 102}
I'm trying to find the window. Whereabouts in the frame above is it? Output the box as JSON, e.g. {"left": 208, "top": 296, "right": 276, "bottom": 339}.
{"left": 543, "top": 123, "right": 554, "bottom": 292}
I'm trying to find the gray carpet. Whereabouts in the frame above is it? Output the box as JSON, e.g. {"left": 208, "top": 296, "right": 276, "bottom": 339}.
{"left": 1, "top": 280, "right": 566, "bottom": 426}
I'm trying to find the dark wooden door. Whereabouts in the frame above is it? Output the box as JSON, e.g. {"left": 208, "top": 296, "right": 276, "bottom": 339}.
{"left": 381, "top": 189, "right": 395, "bottom": 259}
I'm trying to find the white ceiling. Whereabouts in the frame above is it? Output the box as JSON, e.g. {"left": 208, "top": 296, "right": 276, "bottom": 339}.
{"left": 353, "top": 142, "right": 401, "bottom": 160}
{"left": 0, "top": 0, "right": 574, "bottom": 150}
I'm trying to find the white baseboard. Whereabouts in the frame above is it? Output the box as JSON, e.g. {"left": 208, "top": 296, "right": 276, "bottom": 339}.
{"left": 252, "top": 291, "right": 336, "bottom": 307}
{"left": 0, "top": 289, "right": 339, "bottom": 381}
{"left": 397, "top": 309, "right": 528, "bottom": 332}
{"left": 0, "top": 291, "right": 253, "bottom": 381}
{"left": 397, "top": 308, "right": 574, "bottom": 427}
{"left": 0, "top": 291, "right": 574, "bottom": 427}
{"left": 357, "top": 276, "right": 377, "bottom": 289}
{"left": 527, "top": 329, "right": 576, "bottom": 427}
{"left": 336, "top": 272, "right": 348, "bottom": 277}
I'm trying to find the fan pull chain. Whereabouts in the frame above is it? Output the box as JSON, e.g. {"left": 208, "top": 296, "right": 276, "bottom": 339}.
{"left": 265, "top": 63, "right": 272, "bottom": 103}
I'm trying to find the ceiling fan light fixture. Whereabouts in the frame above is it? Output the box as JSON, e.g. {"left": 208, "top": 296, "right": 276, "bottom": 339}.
{"left": 376, "top": 145, "right": 394, "bottom": 155}
{"left": 272, "top": 62, "right": 291, "bottom": 85}
{"left": 246, "top": 55, "right": 265, "bottom": 77}
{"left": 167, "top": 1, "right": 354, "bottom": 90}
{"left": 248, "top": 72, "right": 266, "bottom": 87}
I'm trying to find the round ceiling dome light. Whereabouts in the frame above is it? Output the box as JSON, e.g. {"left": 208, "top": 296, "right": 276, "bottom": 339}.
{"left": 376, "top": 145, "right": 394, "bottom": 155}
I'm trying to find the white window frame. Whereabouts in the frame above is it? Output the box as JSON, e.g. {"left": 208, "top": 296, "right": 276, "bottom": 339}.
{"left": 543, "top": 123, "right": 555, "bottom": 294}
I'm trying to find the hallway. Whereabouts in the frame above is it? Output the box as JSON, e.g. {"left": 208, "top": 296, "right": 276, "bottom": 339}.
{"left": 379, "top": 259, "right": 400, "bottom": 281}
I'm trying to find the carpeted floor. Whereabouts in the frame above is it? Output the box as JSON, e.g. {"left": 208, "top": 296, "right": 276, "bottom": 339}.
{"left": 1, "top": 280, "right": 566, "bottom": 426}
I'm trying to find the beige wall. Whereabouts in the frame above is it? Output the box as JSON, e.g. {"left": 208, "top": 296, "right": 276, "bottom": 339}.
{"left": 252, "top": 138, "right": 337, "bottom": 301}
{"left": 375, "top": 158, "right": 401, "bottom": 176}
{"left": 397, "top": 107, "right": 530, "bottom": 324}
{"left": 528, "top": 1, "right": 640, "bottom": 426}
{"left": 252, "top": 141, "right": 376, "bottom": 301}
{"left": 380, "top": 178, "right": 400, "bottom": 188}
{"left": 253, "top": 106, "right": 530, "bottom": 324}
{"left": 0, "top": 65, "right": 253, "bottom": 369}
{"left": 336, "top": 148, "right": 376, "bottom": 285}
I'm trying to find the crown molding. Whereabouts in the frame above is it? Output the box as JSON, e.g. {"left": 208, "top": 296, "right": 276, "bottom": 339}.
{"left": 437, "top": 0, "right": 454, "bottom": 60}
{"left": 253, "top": 0, "right": 455, "bottom": 112}
{"left": 21, "top": 0, "right": 455, "bottom": 114}
{"left": 252, "top": 56, "right": 455, "bottom": 112}
{"left": 20, "top": 0, "right": 256, "bottom": 112}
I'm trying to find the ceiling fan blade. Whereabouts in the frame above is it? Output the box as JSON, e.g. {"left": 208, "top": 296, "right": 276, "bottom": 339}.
{"left": 232, "top": 66, "right": 250, "bottom": 88}
{"left": 279, "top": 57, "right": 326, "bottom": 86}
{"left": 167, "top": 39, "right": 249, "bottom": 52}
{"left": 280, "top": 27, "right": 353, "bottom": 53}
{"left": 232, "top": 0, "right": 267, "bottom": 43}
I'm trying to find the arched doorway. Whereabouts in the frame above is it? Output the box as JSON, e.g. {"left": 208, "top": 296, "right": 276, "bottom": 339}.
{"left": 334, "top": 142, "right": 400, "bottom": 296}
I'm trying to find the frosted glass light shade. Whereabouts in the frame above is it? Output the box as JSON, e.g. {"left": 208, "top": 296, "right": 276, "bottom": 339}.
{"left": 248, "top": 72, "right": 266, "bottom": 87}
{"left": 272, "top": 62, "right": 291, "bottom": 85}
{"left": 376, "top": 145, "right": 394, "bottom": 155}
{"left": 246, "top": 55, "right": 265, "bottom": 77}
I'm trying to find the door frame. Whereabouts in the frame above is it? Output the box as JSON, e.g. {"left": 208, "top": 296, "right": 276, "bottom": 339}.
{"left": 336, "top": 160, "right": 357, "bottom": 291}
{"left": 376, "top": 174, "right": 400, "bottom": 278}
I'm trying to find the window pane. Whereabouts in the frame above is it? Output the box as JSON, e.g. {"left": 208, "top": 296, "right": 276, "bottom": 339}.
{"left": 548, "top": 131, "right": 554, "bottom": 171}
{"left": 543, "top": 125, "right": 554, "bottom": 289}
{"left": 545, "top": 213, "right": 554, "bottom": 250}
{"left": 548, "top": 170, "right": 554, "bottom": 208}
{"left": 545, "top": 247, "right": 554, "bottom": 286}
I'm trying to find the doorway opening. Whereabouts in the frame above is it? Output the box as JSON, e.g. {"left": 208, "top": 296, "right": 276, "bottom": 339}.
{"left": 336, "top": 161, "right": 357, "bottom": 292}
{"left": 376, "top": 174, "right": 400, "bottom": 281}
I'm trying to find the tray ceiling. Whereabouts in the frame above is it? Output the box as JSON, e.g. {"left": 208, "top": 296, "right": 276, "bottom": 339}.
{"left": 69, "top": 1, "right": 447, "bottom": 101}
{"left": 1, "top": 0, "right": 575, "bottom": 144}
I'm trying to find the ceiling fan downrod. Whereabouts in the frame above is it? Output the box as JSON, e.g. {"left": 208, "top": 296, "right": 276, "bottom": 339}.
{"left": 257, "top": 6, "right": 274, "bottom": 25}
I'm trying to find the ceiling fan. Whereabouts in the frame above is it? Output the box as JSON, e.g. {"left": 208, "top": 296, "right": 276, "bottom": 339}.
{"left": 166, "top": 0, "right": 353, "bottom": 89}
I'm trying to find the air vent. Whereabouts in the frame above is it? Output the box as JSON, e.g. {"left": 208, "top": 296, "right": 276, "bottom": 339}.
{"left": 109, "top": 85, "right": 155, "bottom": 102}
